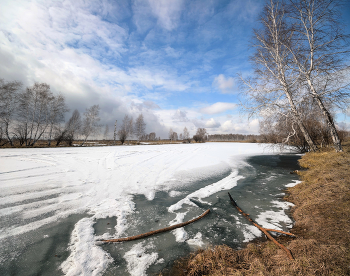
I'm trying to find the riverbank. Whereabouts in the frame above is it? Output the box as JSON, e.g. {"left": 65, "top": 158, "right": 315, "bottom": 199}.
{"left": 162, "top": 141, "right": 350, "bottom": 275}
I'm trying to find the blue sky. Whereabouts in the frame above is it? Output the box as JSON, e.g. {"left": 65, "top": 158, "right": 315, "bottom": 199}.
{"left": 0, "top": 0, "right": 349, "bottom": 138}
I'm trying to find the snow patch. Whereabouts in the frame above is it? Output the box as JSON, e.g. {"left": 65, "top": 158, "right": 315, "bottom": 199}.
{"left": 255, "top": 200, "right": 294, "bottom": 230}
{"left": 242, "top": 225, "right": 262, "bottom": 242}
{"left": 124, "top": 242, "right": 158, "bottom": 276}
{"left": 285, "top": 180, "right": 302, "bottom": 187}
{"left": 168, "top": 190, "right": 183, "bottom": 197}
{"left": 169, "top": 212, "right": 188, "bottom": 242}
{"left": 187, "top": 232, "right": 204, "bottom": 248}
{"left": 168, "top": 170, "right": 244, "bottom": 212}
{"left": 60, "top": 217, "right": 113, "bottom": 276}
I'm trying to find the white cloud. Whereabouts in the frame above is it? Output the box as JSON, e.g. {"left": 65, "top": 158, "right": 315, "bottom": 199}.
{"left": 200, "top": 102, "right": 236, "bottom": 114}
{"left": 336, "top": 121, "right": 350, "bottom": 131}
{"left": 220, "top": 118, "right": 259, "bottom": 134}
{"left": 192, "top": 117, "right": 220, "bottom": 129}
{"left": 143, "top": 101, "right": 161, "bottom": 110}
{"left": 148, "top": 0, "right": 184, "bottom": 30}
{"left": 0, "top": 0, "right": 265, "bottom": 138}
{"left": 127, "top": 67, "right": 189, "bottom": 91}
{"left": 205, "top": 118, "right": 221, "bottom": 128}
{"left": 213, "top": 74, "right": 235, "bottom": 93}
{"left": 172, "top": 109, "right": 190, "bottom": 122}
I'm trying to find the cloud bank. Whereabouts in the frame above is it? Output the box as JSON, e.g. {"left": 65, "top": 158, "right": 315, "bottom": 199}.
{"left": 1, "top": 0, "right": 307, "bottom": 137}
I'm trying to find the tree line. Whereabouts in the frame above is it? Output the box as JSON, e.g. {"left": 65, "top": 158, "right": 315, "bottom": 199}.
{"left": 168, "top": 127, "right": 208, "bottom": 143}
{"left": 207, "top": 134, "right": 260, "bottom": 142}
{"left": 116, "top": 114, "right": 150, "bottom": 145}
{"left": 241, "top": 0, "right": 349, "bottom": 152}
{"left": 0, "top": 79, "right": 213, "bottom": 147}
{"left": 0, "top": 80, "right": 152, "bottom": 147}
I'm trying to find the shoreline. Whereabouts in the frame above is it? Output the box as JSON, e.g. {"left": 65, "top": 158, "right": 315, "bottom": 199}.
{"left": 160, "top": 142, "right": 350, "bottom": 275}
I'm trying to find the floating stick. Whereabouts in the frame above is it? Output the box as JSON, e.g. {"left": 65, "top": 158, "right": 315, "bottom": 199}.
{"left": 228, "top": 192, "right": 294, "bottom": 260}
{"left": 99, "top": 209, "right": 210, "bottom": 243}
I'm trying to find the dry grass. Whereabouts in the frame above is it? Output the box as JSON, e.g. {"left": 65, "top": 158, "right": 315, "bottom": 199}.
{"left": 160, "top": 140, "right": 350, "bottom": 276}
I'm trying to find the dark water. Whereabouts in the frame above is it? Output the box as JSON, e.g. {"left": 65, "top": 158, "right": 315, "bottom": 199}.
{"left": 0, "top": 154, "right": 301, "bottom": 276}
{"left": 0, "top": 214, "right": 87, "bottom": 276}
{"left": 98, "top": 154, "right": 301, "bottom": 275}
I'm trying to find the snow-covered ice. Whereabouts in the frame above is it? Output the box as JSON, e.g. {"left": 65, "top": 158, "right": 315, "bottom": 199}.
{"left": 0, "top": 143, "right": 299, "bottom": 275}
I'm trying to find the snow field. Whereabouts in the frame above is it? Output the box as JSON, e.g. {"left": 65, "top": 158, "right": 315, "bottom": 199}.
{"left": 0, "top": 143, "right": 298, "bottom": 275}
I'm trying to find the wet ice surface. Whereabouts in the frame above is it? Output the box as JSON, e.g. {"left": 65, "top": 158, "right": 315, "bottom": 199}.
{"left": 0, "top": 144, "right": 301, "bottom": 276}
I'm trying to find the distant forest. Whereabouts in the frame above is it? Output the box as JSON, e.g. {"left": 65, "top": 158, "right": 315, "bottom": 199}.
{"left": 207, "top": 134, "right": 260, "bottom": 142}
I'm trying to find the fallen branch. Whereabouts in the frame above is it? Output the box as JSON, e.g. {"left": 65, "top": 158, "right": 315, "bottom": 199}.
{"left": 264, "top": 228, "right": 296, "bottom": 236}
{"left": 99, "top": 209, "right": 210, "bottom": 243}
{"left": 228, "top": 192, "right": 294, "bottom": 260}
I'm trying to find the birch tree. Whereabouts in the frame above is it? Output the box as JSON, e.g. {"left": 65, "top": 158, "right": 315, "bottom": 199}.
{"left": 57, "top": 109, "right": 82, "bottom": 146}
{"left": 260, "top": 98, "right": 336, "bottom": 152}
{"left": 286, "top": 0, "right": 350, "bottom": 152}
{"left": 169, "top": 128, "right": 174, "bottom": 141}
{"left": 183, "top": 127, "right": 190, "bottom": 143}
{"left": 118, "top": 115, "right": 133, "bottom": 145}
{"left": 114, "top": 120, "right": 117, "bottom": 145}
{"left": 134, "top": 114, "right": 146, "bottom": 142}
{"left": 193, "top": 128, "right": 207, "bottom": 143}
{"left": 149, "top": 132, "right": 156, "bottom": 140}
{"left": 103, "top": 124, "right": 109, "bottom": 140}
{"left": 0, "top": 79, "right": 22, "bottom": 146}
{"left": 47, "top": 94, "right": 67, "bottom": 146}
{"left": 81, "top": 105, "right": 100, "bottom": 146}
{"left": 15, "top": 83, "right": 55, "bottom": 146}
{"left": 241, "top": 0, "right": 318, "bottom": 151}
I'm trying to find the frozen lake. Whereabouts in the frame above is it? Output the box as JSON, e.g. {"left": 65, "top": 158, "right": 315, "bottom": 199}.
{"left": 0, "top": 143, "right": 301, "bottom": 276}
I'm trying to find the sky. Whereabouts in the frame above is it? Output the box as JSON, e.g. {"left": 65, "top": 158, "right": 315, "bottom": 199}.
{"left": 0, "top": 0, "right": 349, "bottom": 138}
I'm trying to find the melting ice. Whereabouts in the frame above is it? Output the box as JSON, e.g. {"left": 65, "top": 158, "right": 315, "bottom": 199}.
{"left": 0, "top": 143, "right": 301, "bottom": 275}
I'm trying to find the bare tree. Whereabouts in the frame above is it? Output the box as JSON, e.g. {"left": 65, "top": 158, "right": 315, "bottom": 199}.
{"left": 149, "top": 132, "right": 156, "bottom": 140}
{"left": 182, "top": 127, "right": 191, "bottom": 143}
{"left": 134, "top": 114, "right": 146, "bottom": 142}
{"left": 179, "top": 133, "right": 183, "bottom": 140}
{"left": 286, "top": 0, "right": 350, "bottom": 152}
{"left": 54, "top": 109, "right": 79, "bottom": 146}
{"left": 173, "top": 132, "right": 178, "bottom": 141}
{"left": 0, "top": 79, "right": 22, "bottom": 146}
{"left": 193, "top": 128, "right": 207, "bottom": 143}
{"left": 14, "top": 83, "right": 55, "bottom": 146}
{"left": 67, "top": 110, "right": 82, "bottom": 139}
{"left": 81, "top": 105, "right": 100, "bottom": 146}
{"left": 47, "top": 94, "right": 67, "bottom": 146}
{"left": 240, "top": 0, "right": 318, "bottom": 151}
{"left": 56, "top": 109, "right": 82, "bottom": 146}
{"left": 260, "top": 98, "right": 340, "bottom": 152}
{"left": 103, "top": 124, "right": 109, "bottom": 140}
{"left": 0, "top": 125, "right": 4, "bottom": 146}
{"left": 169, "top": 128, "right": 174, "bottom": 141}
{"left": 118, "top": 115, "right": 133, "bottom": 145}
{"left": 114, "top": 120, "right": 117, "bottom": 145}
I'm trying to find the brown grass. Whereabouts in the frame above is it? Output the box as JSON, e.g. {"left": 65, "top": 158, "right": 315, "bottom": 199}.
{"left": 160, "top": 140, "right": 350, "bottom": 276}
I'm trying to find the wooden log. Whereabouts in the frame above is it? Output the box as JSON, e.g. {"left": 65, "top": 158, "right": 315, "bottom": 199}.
{"left": 228, "top": 192, "right": 294, "bottom": 260}
{"left": 99, "top": 209, "right": 210, "bottom": 243}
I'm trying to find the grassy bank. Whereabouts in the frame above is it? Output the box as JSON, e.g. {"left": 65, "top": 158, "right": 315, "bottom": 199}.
{"left": 161, "top": 142, "right": 350, "bottom": 275}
